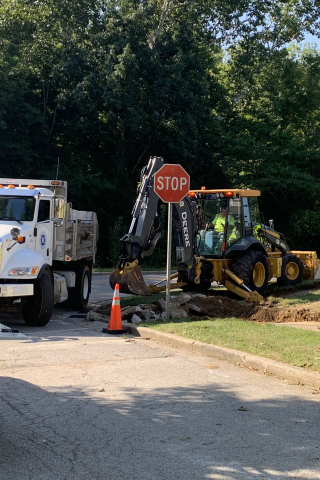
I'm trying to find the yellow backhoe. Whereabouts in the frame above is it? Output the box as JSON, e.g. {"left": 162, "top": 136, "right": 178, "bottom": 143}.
{"left": 110, "top": 157, "right": 320, "bottom": 302}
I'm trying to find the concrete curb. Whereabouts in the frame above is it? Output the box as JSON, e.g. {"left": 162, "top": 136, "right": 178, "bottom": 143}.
{"left": 124, "top": 323, "right": 320, "bottom": 389}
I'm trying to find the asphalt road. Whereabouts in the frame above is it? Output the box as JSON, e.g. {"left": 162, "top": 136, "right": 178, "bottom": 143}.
{"left": 1, "top": 314, "right": 320, "bottom": 480}
{"left": 1, "top": 273, "right": 320, "bottom": 479}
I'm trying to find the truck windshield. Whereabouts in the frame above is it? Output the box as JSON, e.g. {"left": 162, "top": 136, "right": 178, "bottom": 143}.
{"left": 0, "top": 196, "right": 35, "bottom": 222}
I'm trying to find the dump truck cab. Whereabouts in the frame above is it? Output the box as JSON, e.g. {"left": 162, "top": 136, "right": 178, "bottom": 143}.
{"left": 0, "top": 183, "right": 65, "bottom": 281}
{"left": 0, "top": 178, "right": 98, "bottom": 328}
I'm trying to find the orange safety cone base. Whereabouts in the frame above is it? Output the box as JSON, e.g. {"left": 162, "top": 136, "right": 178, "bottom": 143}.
{"left": 102, "top": 326, "right": 127, "bottom": 335}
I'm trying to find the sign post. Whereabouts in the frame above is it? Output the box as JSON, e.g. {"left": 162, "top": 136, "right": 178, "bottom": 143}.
{"left": 154, "top": 164, "right": 190, "bottom": 321}
{"left": 165, "top": 203, "right": 173, "bottom": 321}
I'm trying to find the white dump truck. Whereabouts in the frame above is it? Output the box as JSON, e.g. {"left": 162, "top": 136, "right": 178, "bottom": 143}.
{"left": 0, "top": 178, "right": 98, "bottom": 327}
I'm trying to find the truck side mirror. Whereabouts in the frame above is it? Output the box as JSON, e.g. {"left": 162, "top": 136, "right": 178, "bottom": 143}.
{"left": 52, "top": 196, "right": 66, "bottom": 227}
{"left": 53, "top": 218, "right": 64, "bottom": 227}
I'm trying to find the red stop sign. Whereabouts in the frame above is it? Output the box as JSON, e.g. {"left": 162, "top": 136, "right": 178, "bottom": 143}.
{"left": 154, "top": 164, "right": 190, "bottom": 203}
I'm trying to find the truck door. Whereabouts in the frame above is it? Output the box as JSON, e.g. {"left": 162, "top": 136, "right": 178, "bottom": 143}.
{"left": 35, "top": 198, "right": 53, "bottom": 264}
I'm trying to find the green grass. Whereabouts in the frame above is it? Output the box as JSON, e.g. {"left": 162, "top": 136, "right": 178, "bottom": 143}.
{"left": 267, "top": 278, "right": 320, "bottom": 293}
{"left": 120, "top": 292, "right": 166, "bottom": 308}
{"left": 143, "top": 317, "right": 320, "bottom": 371}
{"left": 273, "top": 289, "right": 320, "bottom": 307}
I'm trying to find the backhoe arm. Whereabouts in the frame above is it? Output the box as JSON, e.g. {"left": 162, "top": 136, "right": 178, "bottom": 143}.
{"left": 119, "top": 156, "right": 164, "bottom": 265}
{"left": 110, "top": 157, "right": 164, "bottom": 295}
{"left": 259, "top": 225, "right": 291, "bottom": 253}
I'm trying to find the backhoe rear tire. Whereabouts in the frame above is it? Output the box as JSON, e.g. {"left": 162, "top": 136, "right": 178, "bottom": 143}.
{"left": 278, "top": 254, "right": 303, "bottom": 286}
{"left": 22, "top": 274, "right": 54, "bottom": 326}
{"left": 233, "top": 250, "right": 269, "bottom": 295}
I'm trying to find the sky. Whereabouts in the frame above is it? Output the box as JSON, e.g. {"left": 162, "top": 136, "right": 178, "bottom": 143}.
{"left": 300, "top": 32, "right": 320, "bottom": 49}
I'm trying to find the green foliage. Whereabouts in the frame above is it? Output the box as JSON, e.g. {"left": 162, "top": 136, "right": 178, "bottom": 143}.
{"left": 219, "top": 43, "right": 320, "bottom": 251}
{"left": 108, "top": 217, "right": 125, "bottom": 267}
{"left": 1, "top": 0, "right": 320, "bottom": 264}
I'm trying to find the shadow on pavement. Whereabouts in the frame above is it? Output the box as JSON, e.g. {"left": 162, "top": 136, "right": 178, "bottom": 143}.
{"left": 1, "top": 376, "right": 319, "bottom": 480}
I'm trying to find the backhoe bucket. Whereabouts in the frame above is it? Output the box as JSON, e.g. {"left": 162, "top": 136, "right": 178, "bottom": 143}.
{"left": 110, "top": 263, "right": 151, "bottom": 296}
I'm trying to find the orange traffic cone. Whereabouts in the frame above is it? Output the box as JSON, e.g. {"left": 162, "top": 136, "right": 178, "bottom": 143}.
{"left": 102, "top": 284, "right": 127, "bottom": 335}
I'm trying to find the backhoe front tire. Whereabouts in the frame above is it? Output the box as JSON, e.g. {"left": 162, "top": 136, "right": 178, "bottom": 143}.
{"left": 278, "top": 254, "right": 303, "bottom": 286}
{"left": 68, "top": 264, "right": 91, "bottom": 310}
{"left": 233, "top": 250, "right": 269, "bottom": 295}
{"left": 22, "top": 274, "right": 54, "bottom": 326}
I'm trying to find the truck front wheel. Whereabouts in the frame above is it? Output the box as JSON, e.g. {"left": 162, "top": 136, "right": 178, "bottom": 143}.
{"left": 22, "top": 274, "right": 54, "bottom": 326}
{"left": 68, "top": 264, "right": 91, "bottom": 310}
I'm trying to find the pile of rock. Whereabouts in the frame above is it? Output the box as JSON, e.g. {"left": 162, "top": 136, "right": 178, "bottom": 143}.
{"left": 92, "top": 293, "right": 209, "bottom": 324}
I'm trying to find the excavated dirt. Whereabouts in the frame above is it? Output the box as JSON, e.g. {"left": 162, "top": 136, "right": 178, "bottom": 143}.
{"left": 251, "top": 302, "right": 320, "bottom": 323}
{"left": 187, "top": 293, "right": 320, "bottom": 323}
{"left": 178, "top": 296, "right": 320, "bottom": 323}
{"left": 97, "top": 284, "right": 320, "bottom": 324}
{"left": 185, "top": 296, "right": 260, "bottom": 319}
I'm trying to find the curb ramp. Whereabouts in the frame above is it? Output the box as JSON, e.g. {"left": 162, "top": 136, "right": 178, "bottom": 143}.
{"left": 0, "top": 323, "right": 27, "bottom": 340}
{"left": 124, "top": 323, "right": 320, "bottom": 389}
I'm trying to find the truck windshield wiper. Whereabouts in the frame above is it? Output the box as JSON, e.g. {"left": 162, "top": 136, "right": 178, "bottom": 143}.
{"left": 0, "top": 216, "right": 23, "bottom": 224}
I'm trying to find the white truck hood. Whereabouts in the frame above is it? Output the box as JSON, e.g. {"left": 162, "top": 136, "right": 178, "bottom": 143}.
{"left": 0, "top": 223, "right": 28, "bottom": 241}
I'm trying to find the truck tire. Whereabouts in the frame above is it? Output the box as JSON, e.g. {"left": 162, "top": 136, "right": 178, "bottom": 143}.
{"left": 233, "top": 250, "right": 269, "bottom": 295}
{"left": 68, "top": 264, "right": 91, "bottom": 310}
{"left": 22, "top": 274, "right": 54, "bottom": 326}
{"left": 278, "top": 253, "right": 303, "bottom": 285}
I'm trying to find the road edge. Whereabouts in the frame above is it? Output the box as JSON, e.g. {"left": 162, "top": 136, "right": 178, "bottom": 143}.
{"left": 124, "top": 323, "right": 320, "bottom": 389}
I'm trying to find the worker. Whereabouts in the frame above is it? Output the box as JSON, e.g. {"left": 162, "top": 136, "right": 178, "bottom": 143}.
{"left": 207, "top": 206, "right": 234, "bottom": 232}
{"left": 253, "top": 223, "right": 264, "bottom": 242}
{"left": 207, "top": 205, "right": 237, "bottom": 242}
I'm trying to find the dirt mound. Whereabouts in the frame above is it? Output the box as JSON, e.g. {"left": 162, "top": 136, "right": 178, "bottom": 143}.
{"left": 251, "top": 303, "right": 320, "bottom": 323}
{"left": 180, "top": 292, "right": 320, "bottom": 323}
{"left": 185, "top": 296, "right": 260, "bottom": 319}
{"left": 195, "top": 295, "right": 320, "bottom": 323}
{"left": 96, "top": 289, "right": 320, "bottom": 324}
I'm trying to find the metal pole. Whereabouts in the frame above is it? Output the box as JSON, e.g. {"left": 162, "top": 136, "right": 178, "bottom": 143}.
{"left": 166, "top": 202, "right": 173, "bottom": 321}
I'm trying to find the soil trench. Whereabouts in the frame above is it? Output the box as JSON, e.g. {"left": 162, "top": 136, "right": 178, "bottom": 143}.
{"left": 98, "top": 283, "right": 320, "bottom": 324}
{"left": 186, "top": 295, "right": 320, "bottom": 323}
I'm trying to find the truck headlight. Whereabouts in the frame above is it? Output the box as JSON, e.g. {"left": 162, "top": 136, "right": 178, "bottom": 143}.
{"left": 8, "top": 267, "right": 39, "bottom": 276}
{"left": 10, "top": 227, "right": 20, "bottom": 240}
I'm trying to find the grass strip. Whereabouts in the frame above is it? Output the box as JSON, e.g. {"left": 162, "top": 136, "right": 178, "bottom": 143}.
{"left": 143, "top": 317, "right": 320, "bottom": 372}
{"left": 267, "top": 278, "right": 320, "bottom": 293}
{"left": 273, "top": 289, "right": 320, "bottom": 306}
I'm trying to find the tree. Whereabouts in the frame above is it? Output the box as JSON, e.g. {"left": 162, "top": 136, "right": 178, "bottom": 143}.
{"left": 219, "top": 44, "right": 320, "bottom": 250}
{"left": 1, "top": 0, "right": 320, "bottom": 263}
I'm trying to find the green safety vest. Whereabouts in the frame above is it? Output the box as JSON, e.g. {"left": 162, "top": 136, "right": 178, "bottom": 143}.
{"left": 253, "top": 223, "right": 264, "bottom": 242}
{"left": 212, "top": 214, "right": 235, "bottom": 232}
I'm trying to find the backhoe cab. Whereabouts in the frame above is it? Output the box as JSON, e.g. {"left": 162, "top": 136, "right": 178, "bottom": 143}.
{"left": 110, "top": 157, "right": 319, "bottom": 302}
